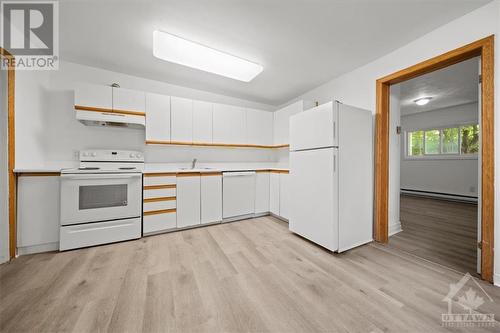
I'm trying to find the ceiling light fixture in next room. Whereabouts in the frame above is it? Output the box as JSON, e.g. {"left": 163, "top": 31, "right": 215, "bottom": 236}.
{"left": 414, "top": 97, "right": 433, "bottom": 106}
{"left": 153, "top": 30, "right": 263, "bottom": 82}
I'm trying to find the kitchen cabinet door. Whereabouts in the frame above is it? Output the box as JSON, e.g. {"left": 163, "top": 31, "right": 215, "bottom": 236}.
{"left": 193, "top": 100, "right": 213, "bottom": 143}
{"left": 255, "top": 171, "right": 270, "bottom": 214}
{"left": 145, "top": 93, "right": 171, "bottom": 142}
{"left": 171, "top": 96, "right": 193, "bottom": 143}
{"left": 176, "top": 175, "right": 201, "bottom": 228}
{"left": 279, "top": 173, "right": 290, "bottom": 220}
{"left": 269, "top": 172, "right": 280, "bottom": 215}
{"left": 246, "top": 109, "right": 273, "bottom": 146}
{"left": 201, "top": 174, "right": 222, "bottom": 224}
{"left": 17, "top": 175, "right": 60, "bottom": 254}
{"left": 112, "top": 87, "right": 145, "bottom": 113}
{"left": 273, "top": 101, "right": 310, "bottom": 145}
{"left": 74, "top": 83, "right": 112, "bottom": 110}
{"left": 213, "top": 103, "right": 246, "bottom": 144}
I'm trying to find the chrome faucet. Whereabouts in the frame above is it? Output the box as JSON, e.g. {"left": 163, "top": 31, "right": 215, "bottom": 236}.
{"left": 191, "top": 158, "right": 197, "bottom": 169}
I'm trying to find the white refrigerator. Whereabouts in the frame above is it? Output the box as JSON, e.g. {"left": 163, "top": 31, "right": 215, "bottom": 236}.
{"left": 289, "top": 101, "right": 373, "bottom": 252}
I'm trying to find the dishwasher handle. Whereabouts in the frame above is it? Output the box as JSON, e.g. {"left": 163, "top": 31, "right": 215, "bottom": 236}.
{"left": 223, "top": 171, "right": 256, "bottom": 177}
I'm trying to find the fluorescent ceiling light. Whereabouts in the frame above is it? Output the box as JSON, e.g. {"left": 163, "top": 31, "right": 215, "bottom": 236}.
{"left": 414, "top": 97, "right": 432, "bottom": 106}
{"left": 153, "top": 30, "right": 263, "bottom": 82}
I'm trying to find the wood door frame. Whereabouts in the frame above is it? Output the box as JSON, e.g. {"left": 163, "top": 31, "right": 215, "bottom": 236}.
{"left": 374, "top": 36, "right": 494, "bottom": 282}
{"left": 1, "top": 48, "right": 16, "bottom": 260}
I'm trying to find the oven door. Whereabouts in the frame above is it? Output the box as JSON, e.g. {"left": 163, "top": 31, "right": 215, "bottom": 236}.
{"left": 60, "top": 173, "right": 142, "bottom": 225}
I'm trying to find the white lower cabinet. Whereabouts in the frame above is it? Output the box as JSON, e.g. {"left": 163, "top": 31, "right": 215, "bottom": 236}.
{"left": 201, "top": 174, "right": 222, "bottom": 224}
{"left": 17, "top": 175, "right": 60, "bottom": 254}
{"left": 269, "top": 172, "right": 280, "bottom": 215}
{"left": 279, "top": 173, "right": 290, "bottom": 220}
{"left": 255, "top": 171, "right": 270, "bottom": 214}
{"left": 143, "top": 212, "right": 176, "bottom": 234}
{"left": 177, "top": 174, "right": 201, "bottom": 228}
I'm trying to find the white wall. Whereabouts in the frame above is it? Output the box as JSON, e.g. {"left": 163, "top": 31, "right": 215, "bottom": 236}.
{"left": 282, "top": 1, "right": 500, "bottom": 284}
{"left": 15, "top": 61, "right": 277, "bottom": 168}
{"left": 400, "top": 103, "right": 479, "bottom": 197}
{"left": 0, "top": 67, "right": 9, "bottom": 263}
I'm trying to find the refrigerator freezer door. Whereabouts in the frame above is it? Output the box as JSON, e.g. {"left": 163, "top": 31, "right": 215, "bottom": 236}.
{"left": 289, "top": 147, "right": 339, "bottom": 251}
{"left": 290, "top": 101, "right": 338, "bottom": 151}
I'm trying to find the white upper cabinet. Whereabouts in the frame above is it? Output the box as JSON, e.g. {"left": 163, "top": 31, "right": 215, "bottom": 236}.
{"left": 74, "top": 83, "right": 112, "bottom": 110}
{"left": 246, "top": 109, "right": 273, "bottom": 146}
{"left": 112, "top": 87, "right": 145, "bottom": 113}
{"left": 213, "top": 104, "right": 246, "bottom": 144}
{"left": 145, "top": 93, "right": 171, "bottom": 142}
{"left": 274, "top": 100, "right": 314, "bottom": 145}
{"left": 171, "top": 96, "right": 193, "bottom": 143}
{"left": 193, "top": 100, "right": 213, "bottom": 143}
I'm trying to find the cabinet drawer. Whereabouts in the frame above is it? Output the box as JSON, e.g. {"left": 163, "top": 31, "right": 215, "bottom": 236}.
{"left": 143, "top": 187, "right": 176, "bottom": 199}
{"left": 143, "top": 175, "right": 176, "bottom": 186}
{"left": 143, "top": 212, "right": 176, "bottom": 234}
{"left": 144, "top": 199, "right": 176, "bottom": 212}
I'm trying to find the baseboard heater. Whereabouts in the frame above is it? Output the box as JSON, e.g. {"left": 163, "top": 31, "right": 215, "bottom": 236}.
{"left": 400, "top": 188, "right": 478, "bottom": 203}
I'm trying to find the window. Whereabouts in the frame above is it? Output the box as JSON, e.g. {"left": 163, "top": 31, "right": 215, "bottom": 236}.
{"left": 406, "top": 124, "right": 479, "bottom": 158}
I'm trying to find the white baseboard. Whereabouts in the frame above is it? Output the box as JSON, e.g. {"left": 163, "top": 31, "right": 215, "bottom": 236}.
{"left": 494, "top": 273, "right": 500, "bottom": 287}
{"left": 389, "top": 221, "right": 402, "bottom": 236}
{"left": 18, "top": 242, "right": 59, "bottom": 255}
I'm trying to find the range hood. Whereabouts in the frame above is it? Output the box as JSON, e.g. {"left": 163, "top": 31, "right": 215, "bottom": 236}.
{"left": 76, "top": 109, "right": 145, "bottom": 129}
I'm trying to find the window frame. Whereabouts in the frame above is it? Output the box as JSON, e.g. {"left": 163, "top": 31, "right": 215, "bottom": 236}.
{"left": 404, "top": 122, "right": 479, "bottom": 160}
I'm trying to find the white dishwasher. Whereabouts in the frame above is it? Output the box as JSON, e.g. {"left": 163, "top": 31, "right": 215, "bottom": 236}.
{"left": 223, "top": 171, "right": 256, "bottom": 220}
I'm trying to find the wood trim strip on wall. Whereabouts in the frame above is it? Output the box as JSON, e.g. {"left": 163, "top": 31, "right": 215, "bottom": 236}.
{"left": 145, "top": 140, "right": 290, "bottom": 149}
{"left": 270, "top": 170, "right": 290, "bottom": 174}
{"left": 143, "top": 196, "right": 176, "bottom": 203}
{"left": 2, "top": 47, "right": 16, "bottom": 259}
{"left": 144, "top": 208, "right": 176, "bottom": 216}
{"left": 176, "top": 172, "right": 201, "bottom": 177}
{"left": 74, "top": 105, "right": 146, "bottom": 117}
{"left": 200, "top": 172, "right": 223, "bottom": 176}
{"left": 374, "top": 35, "right": 494, "bottom": 283}
{"left": 17, "top": 172, "right": 61, "bottom": 177}
{"left": 143, "top": 172, "right": 177, "bottom": 177}
{"left": 144, "top": 184, "right": 176, "bottom": 190}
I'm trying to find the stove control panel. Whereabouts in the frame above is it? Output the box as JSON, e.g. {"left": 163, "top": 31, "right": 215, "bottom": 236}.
{"left": 80, "top": 150, "right": 144, "bottom": 162}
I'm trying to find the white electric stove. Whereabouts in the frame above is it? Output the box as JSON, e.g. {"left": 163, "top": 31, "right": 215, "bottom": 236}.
{"left": 59, "top": 150, "right": 144, "bottom": 250}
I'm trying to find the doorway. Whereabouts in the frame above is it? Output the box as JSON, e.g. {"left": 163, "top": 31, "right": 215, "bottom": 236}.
{"left": 390, "top": 57, "right": 481, "bottom": 276}
{"left": 373, "top": 36, "right": 494, "bottom": 282}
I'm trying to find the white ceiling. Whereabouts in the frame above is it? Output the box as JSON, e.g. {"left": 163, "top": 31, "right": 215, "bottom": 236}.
{"left": 59, "top": 0, "right": 490, "bottom": 106}
{"left": 399, "top": 57, "right": 480, "bottom": 116}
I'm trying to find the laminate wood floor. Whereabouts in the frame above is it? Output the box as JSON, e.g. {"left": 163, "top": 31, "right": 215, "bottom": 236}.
{"left": 1, "top": 216, "right": 499, "bottom": 333}
{"left": 391, "top": 194, "right": 478, "bottom": 276}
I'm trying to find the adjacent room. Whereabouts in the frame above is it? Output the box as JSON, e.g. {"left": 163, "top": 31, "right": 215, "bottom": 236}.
{"left": 390, "top": 58, "right": 481, "bottom": 276}
{"left": 1, "top": 1, "right": 500, "bottom": 332}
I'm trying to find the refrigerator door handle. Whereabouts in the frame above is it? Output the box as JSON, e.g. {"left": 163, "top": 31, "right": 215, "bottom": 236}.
{"left": 333, "top": 154, "right": 336, "bottom": 173}
{"left": 333, "top": 122, "right": 336, "bottom": 141}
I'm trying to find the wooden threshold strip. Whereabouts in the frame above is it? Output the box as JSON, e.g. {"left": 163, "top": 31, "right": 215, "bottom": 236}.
{"left": 74, "top": 105, "right": 146, "bottom": 117}
{"left": 144, "top": 184, "right": 176, "bottom": 190}
{"left": 144, "top": 208, "right": 176, "bottom": 216}
{"left": 144, "top": 196, "right": 176, "bottom": 203}
{"left": 146, "top": 140, "right": 290, "bottom": 149}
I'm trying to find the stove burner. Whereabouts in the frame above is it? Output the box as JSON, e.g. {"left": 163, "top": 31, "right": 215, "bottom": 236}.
{"left": 78, "top": 167, "right": 100, "bottom": 170}
{"left": 119, "top": 167, "right": 136, "bottom": 170}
